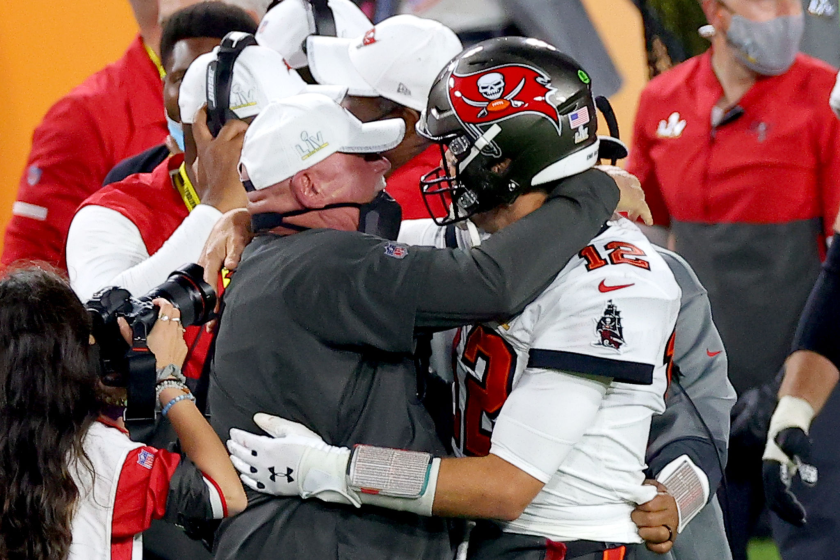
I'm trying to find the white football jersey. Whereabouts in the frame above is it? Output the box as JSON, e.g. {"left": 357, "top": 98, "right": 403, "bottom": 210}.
{"left": 399, "top": 218, "right": 681, "bottom": 543}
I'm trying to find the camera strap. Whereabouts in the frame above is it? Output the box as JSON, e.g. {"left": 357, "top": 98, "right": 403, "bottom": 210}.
{"left": 124, "top": 328, "right": 158, "bottom": 426}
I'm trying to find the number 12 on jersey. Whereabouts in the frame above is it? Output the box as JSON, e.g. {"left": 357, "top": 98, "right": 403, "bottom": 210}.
{"left": 579, "top": 241, "right": 650, "bottom": 272}
{"left": 453, "top": 325, "right": 517, "bottom": 457}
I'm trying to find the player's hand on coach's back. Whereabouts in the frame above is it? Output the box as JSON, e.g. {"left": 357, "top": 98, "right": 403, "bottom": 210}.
{"left": 595, "top": 165, "right": 653, "bottom": 226}
{"left": 192, "top": 106, "right": 249, "bottom": 214}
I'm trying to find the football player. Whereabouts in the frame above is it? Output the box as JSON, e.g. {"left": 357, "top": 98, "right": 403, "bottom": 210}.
{"left": 227, "top": 38, "right": 683, "bottom": 560}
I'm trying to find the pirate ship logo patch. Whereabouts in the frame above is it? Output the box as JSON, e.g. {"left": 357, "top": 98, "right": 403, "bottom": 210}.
{"left": 448, "top": 64, "right": 561, "bottom": 133}
{"left": 593, "top": 300, "right": 625, "bottom": 352}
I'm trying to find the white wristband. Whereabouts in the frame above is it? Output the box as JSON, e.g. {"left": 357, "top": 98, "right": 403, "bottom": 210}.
{"left": 768, "top": 396, "right": 815, "bottom": 437}
{"left": 358, "top": 458, "right": 440, "bottom": 516}
{"left": 656, "top": 454, "right": 709, "bottom": 532}
{"left": 763, "top": 395, "right": 815, "bottom": 464}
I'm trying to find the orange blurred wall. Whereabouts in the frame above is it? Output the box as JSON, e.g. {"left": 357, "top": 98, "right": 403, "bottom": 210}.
{"left": 0, "top": 0, "right": 140, "bottom": 244}
{"left": 581, "top": 0, "right": 648, "bottom": 154}
{"left": 0, "top": 1, "right": 646, "bottom": 254}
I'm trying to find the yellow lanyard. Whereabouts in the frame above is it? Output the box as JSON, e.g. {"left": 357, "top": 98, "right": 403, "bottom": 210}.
{"left": 144, "top": 42, "right": 166, "bottom": 80}
{"left": 172, "top": 163, "right": 201, "bottom": 212}
{"left": 169, "top": 160, "right": 233, "bottom": 288}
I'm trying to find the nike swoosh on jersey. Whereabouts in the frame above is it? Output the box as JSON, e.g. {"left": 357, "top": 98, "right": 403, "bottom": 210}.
{"left": 598, "top": 280, "right": 635, "bottom": 293}
{"left": 707, "top": 349, "right": 722, "bottom": 357}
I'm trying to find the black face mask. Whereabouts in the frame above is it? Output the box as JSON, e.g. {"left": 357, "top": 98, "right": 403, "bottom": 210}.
{"left": 250, "top": 190, "right": 403, "bottom": 241}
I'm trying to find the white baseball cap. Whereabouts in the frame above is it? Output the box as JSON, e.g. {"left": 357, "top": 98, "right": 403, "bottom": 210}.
{"left": 256, "top": 0, "right": 373, "bottom": 69}
{"left": 306, "top": 15, "right": 463, "bottom": 111}
{"left": 240, "top": 93, "right": 406, "bottom": 190}
{"left": 178, "top": 45, "right": 347, "bottom": 124}
{"left": 178, "top": 44, "right": 346, "bottom": 125}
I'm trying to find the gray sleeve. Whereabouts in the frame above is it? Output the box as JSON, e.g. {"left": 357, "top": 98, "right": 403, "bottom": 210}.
{"left": 646, "top": 249, "right": 737, "bottom": 494}
{"left": 289, "top": 169, "right": 617, "bottom": 351}
{"left": 412, "top": 168, "right": 619, "bottom": 329}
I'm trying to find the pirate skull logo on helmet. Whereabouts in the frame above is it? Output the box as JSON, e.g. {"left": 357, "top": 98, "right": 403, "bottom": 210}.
{"left": 477, "top": 73, "right": 505, "bottom": 100}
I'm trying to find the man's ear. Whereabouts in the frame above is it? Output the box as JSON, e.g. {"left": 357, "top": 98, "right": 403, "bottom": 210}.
{"left": 289, "top": 171, "right": 320, "bottom": 207}
{"left": 700, "top": 0, "right": 725, "bottom": 29}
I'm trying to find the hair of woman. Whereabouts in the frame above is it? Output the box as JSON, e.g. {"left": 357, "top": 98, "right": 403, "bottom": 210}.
{"left": 0, "top": 267, "right": 101, "bottom": 560}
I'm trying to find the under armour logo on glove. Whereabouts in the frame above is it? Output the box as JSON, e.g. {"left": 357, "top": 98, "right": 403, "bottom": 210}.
{"left": 763, "top": 427, "right": 818, "bottom": 526}
{"left": 269, "top": 466, "right": 295, "bottom": 483}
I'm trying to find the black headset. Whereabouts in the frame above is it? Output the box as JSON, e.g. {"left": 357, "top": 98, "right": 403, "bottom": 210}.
{"left": 307, "top": 0, "right": 337, "bottom": 36}
{"left": 206, "top": 32, "right": 259, "bottom": 137}
{"left": 300, "top": 0, "right": 338, "bottom": 56}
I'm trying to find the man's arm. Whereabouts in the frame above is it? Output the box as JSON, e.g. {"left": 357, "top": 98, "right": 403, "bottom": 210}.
{"left": 227, "top": 367, "right": 610, "bottom": 520}
{"left": 66, "top": 204, "right": 222, "bottom": 301}
{"left": 432, "top": 368, "right": 610, "bottom": 520}
{"left": 646, "top": 251, "right": 736, "bottom": 513}
{"left": 763, "top": 229, "right": 840, "bottom": 526}
{"left": 412, "top": 169, "right": 621, "bottom": 329}
{"left": 285, "top": 169, "right": 624, "bottom": 352}
{"left": 2, "top": 99, "right": 110, "bottom": 269}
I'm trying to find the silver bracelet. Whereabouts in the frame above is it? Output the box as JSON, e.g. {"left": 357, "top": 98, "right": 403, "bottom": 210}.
{"left": 156, "top": 363, "right": 186, "bottom": 384}
{"left": 155, "top": 379, "right": 188, "bottom": 402}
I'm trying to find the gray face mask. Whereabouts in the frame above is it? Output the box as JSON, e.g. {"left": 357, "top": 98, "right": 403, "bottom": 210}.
{"left": 726, "top": 13, "right": 804, "bottom": 76}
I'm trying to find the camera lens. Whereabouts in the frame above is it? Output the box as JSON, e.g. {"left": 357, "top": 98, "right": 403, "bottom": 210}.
{"left": 144, "top": 264, "right": 217, "bottom": 327}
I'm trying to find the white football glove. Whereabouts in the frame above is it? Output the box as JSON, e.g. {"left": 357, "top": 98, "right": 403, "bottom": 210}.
{"left": 227, "top": 413, "right": 360, "bottom": 507}
{"left": 228, "top": 413, "right": 441, "bottom": 516}
{"left": 830, "top": 71, "right": 840, "bottom": 120}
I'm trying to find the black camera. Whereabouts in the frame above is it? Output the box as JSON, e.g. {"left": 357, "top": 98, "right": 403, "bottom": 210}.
{"left": 86, "top": 263, "right": 216, "bottom": 396}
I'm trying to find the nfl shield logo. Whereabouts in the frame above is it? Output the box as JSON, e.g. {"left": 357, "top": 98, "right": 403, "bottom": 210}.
{"left": 384, "top": 242, "right": 408, "bottom": 259}
{"left": 137, "top": 449, "right": 155, "bottom": 470}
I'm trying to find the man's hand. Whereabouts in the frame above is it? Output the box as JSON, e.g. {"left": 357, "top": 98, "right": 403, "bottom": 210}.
{"left": 198, "top": 208, "right": 253, "bottom": 330}
{"left": 192, "top": 106, "right": 249, "bottom": 213}
{"left": 763, "top": 395, "right": 818, "bottom": 527}
{"left": 198, "top": 208, "right": 253, "bottom": 284}
{"left": 632, "top": 479, "right": 678, "bottom": 554}
{"left": 595, "top": 164, "right": 653, "bottom": 226}
{"left": 227, "top": 414, "right": 359, "bottom": 506}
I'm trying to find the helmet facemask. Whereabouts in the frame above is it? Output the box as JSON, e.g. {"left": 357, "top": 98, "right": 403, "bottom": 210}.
{"left": 420, "top": 125, "right": 522, "bottom": 226}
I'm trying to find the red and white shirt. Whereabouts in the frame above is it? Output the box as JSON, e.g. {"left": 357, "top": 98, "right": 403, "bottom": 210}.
{"left": 68, "top": 419, "right": 226, "bottom": 560}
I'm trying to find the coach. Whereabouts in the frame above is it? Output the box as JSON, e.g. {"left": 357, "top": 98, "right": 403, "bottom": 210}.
{"left": 207, "top": 93, "right": 647, "bottom": 560}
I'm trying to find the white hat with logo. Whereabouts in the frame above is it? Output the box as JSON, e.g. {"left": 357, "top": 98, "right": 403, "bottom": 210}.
{"left": 240, "top": 93, "right": 405, "bottom": 190}
{"left": 256, "top": 0, "right": 373, "bottom": 69}
{"left": 178, "top": 44, "right": 345, "bottom": 125}
{"left": 306, "top": 14, "right": 462, "bottom": 111}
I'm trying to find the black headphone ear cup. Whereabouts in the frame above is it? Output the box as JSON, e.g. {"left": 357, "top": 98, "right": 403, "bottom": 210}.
{"left": 306, "top": 0, "right": 337, "bottom": 37}
{"left": 207, "top": 32, "right": 258, "bottom": 137}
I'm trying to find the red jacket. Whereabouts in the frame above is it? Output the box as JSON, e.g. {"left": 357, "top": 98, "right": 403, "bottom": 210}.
{"left": 79, "top": 157, "right": 213, "bottom": 381}
{"left": 2, "top": 36, "right": 167, "bottom": 270}
{"left": 627, "top": 51, "right": 840, "bottom": 393}
{"left": 627, "top": 51, "right": 840, "bottom": 236}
